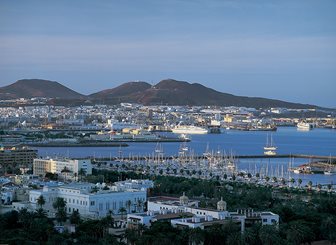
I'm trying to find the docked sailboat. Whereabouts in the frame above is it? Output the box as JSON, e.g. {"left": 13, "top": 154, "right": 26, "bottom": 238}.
{"left": 324, "top": 170, "right": 335, "bottom": 175}
{"left": 324, "top": 156, "right": 335, "bottom": 175}
{"left": 264, "top": 134, "right": 277, "bottom": 156}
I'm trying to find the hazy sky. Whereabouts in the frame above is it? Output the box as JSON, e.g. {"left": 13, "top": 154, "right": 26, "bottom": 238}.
{"left": 1, "top": 0, "right": 335, "bottom": 107}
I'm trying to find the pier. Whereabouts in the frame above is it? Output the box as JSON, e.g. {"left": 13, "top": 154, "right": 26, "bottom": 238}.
{"left": 91, "top": 154, "right": 336, "bottom": 162}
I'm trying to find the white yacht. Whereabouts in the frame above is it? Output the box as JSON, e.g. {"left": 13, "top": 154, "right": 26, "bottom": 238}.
{"left": 297, "top": 122, "right": 312, "bottom": 130}
{"left": 264, "top": 150, "right": 277, "bottom": 156}
{"left": 171, "top": 125, "right": 208, "bottom": 134}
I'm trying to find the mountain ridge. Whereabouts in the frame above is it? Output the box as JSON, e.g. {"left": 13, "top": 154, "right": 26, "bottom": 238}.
{"left": 0, "top": 78, "right": 322, "bottom": 109}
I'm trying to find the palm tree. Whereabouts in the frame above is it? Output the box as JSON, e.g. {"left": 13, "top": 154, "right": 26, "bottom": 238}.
{"left": 126, "top": 200, "right": 132, "bottom": 213}
{"left": 37, "top": 195, "right": 45, "bottom": 209}
{"left": 73, "top": 172, "right": 78, "bottom": 182}
{"left": 290, "top": 178, "right": 295, "bottom": 187}
{"left": 259, "top": 225, "right": 283, "bottom": 245}
{"left": 61, "top": 167, "right": 71, "bottom": 182}
{"left": 125, "top": 228, "right": 138, "bottom": 245}
{"left": 136, "top": 199, "right": 143, "bottom": 213}
{"left": 265, "top": 176, "right": 270, "bottom": 183}
{"left": 298, "top": 178, "right": 302, "bottom": 188}
{"left": 281, "top": 178, "right": 286, "bottom": 186}
{"left": 119, "top": 207, "right": 127, "bottom": 220}
{"left": 70, "top": 210, "right": 81, "bottom": 225}
{"left": 307, "top": 181, "right": 313, "bottom": 191}
{"left": 286, "top": 220, "right": 315, "bottom": 245}
{"left": 189, "top": 227, "right": 204, "bottom": 245}
{"left": 53, "top": 197, "right": 67, "bottom": 225}
{"left": 272, "top": 176, "right": 277, "bottom": 183}
{"left": 78, "top": 168, "right": 86, "bottom": 181}
{"left": 103, "top": 210, "right": 114, "bottom": 227}
{"left": 137, "top": 223, "right": 147, "bottom": 236}
{"left": 256, "top": 173, "right": 260, "bottom": 179}
{"left": 327, "top": 184, "right": 332, "bottom": 193}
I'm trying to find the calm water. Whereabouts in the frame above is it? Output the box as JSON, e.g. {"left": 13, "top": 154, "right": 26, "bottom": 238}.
{"left": 36, "top": 127, "right": 336, "bottom": 185}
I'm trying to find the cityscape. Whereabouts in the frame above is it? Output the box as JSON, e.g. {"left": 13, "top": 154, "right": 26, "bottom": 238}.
{"left": 1, "top": 1, "right": 336, "bottom": 245}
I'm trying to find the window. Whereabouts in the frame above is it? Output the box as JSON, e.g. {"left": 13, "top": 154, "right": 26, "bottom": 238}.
{"left": 90, "top": 201, "right": 95, "bottom": 206}
{"left": 263, "top": 219, "right": 267, "bottom": 222}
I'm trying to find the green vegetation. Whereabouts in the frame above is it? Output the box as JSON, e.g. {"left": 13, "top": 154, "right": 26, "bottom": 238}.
{"left": 89, "top": 170, "right": 336, "bottom": 244}
{"left": 1, "top": 169, "right": 335, "bottom": 244}
{"left": 53, "top": 197, "right": 67, "bottom": 225}
{"left": 0, "top": 209, "right": 120, "bottom": 245}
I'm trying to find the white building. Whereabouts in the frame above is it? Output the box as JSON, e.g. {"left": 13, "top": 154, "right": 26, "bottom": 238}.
{"left": 33, "top": 158, "right": 92, "bottom": 177}
{"left": 113, "top": 179, "right": 154, "bottom": 192}
{"left": 15, "top": 182, "right": 147, "bottom": 219}
{"left": 128, "top": 194, "right": 279, "bottom": 232}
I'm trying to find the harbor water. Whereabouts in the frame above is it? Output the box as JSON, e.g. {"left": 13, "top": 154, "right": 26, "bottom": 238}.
{"left": 35, "top": 127, "right": 336, "bottom": 185}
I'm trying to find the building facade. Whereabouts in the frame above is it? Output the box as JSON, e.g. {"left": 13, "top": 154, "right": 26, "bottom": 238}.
{"left": 17, "top": 182, "right": 147, "bottom": 219}
{"left": 0, "top": 146, "right": 37, "bottom": 173}
{"left": 128, "top": 194, "right": 279, "bottom": 232}
{"left": 33, "top": 158, "right": 92, "bottom": 177}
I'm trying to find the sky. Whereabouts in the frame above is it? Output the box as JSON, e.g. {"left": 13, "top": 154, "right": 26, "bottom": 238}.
{"left": 0, "top": 0, "right": 335, "bottom": 107}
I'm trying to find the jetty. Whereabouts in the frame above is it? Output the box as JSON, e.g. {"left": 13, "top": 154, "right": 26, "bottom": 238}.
{"left": 90, "top": 154, "right": 336, "bottom": 162}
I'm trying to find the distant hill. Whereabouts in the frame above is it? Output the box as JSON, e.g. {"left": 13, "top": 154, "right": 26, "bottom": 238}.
{"left": 0, "top": 79, "right": 84, "bottom": 99}
{"left": 91, "top": 79, "right": 317, "bottom": 109}
{"left": 0, "top": 78, "right": 320, "bottom": 109}
{"left": 90, "top": 81, "right": 151, "bottom": 103}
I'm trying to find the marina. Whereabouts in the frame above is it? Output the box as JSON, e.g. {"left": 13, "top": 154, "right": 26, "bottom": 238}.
{"left": 35, "top": 127, "right": 336, "bottom": 185}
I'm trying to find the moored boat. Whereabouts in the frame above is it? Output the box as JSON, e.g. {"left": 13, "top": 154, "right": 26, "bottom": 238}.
{"left": 297, "top": 122, "right": 313, "bottom": 130}
{"left": 172, "top": 125, "right": 208, "bottom": 134}
{"left": 264, "top": 134, "right": 277, "bottom": 155}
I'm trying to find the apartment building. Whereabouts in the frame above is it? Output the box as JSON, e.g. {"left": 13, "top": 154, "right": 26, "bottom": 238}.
{"left": 33, "top": 158, "right": 92, "bottom": 177}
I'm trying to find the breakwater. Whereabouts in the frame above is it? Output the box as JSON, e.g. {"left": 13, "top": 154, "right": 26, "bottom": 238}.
{"left": 90, "top": 154, "right": 336, "bottom": 162}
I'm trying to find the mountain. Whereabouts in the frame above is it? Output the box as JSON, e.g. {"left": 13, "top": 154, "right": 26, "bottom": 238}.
{"left": 0, "top": 79, "right": 84, "bottom": 99}
{"left": 0, "top": 78, "right": 320, "bottom": 109}
{"left": 90, "top": 81, "right": 151, "bottom": 103}
{"left": 91, "top": 79, "right": 317, "bottom": 109}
